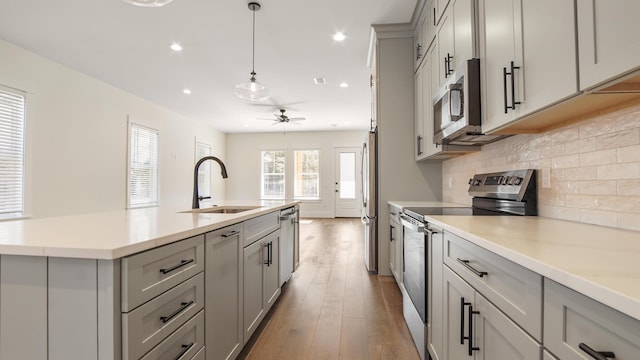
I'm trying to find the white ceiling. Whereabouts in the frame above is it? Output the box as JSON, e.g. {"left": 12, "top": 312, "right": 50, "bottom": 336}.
{"left": 0, "top": 0, "right": 418, "bottom": 133}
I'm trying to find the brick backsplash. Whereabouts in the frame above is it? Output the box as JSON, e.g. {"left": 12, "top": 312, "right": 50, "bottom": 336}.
{"left": 442, "top": 103, "right": 640, "bottom": 231}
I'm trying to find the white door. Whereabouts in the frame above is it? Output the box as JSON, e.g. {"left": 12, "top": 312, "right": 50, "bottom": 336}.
{"left": 334, "top": 147, "right": 361, "bottom": 217}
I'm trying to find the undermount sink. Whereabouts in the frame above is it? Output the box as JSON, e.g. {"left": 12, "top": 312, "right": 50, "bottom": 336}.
{"left": 182, "top": 205, "right": 261, "bottom": 214}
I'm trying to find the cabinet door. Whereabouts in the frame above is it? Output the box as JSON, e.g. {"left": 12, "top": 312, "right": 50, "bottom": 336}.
{"left": 518, "top": 0, "right": 577, "bottom": 118}
{"left": 427, "top": 228, "right": 444, "bottom": 360}
{"left": 577, "top": 0, "right": 640, "bottom": 90}
{"left": 435, "top": 0, "right": 451, "bottom": 25}
{"left": 415, "top": 64, "right": 426, "bottom": 160}
{"left": 206, "top": 225, "right": 243, "bottom": 360}
{"left": 452, "top": 0, "right": 475, "bottom": 70}
{"left": 389, "top": 218, "right": 397, "bottom": 279}
{"left": 475, "top": 293, "right": 541, "bottom": 360}
{"left": 263, "top": 231, "right": 280, "bottom": 311}
{"left": 243, "top": 238, "right": 265, "bottom": 342}
{"left": 415, "top": 11, "right": 426, "bottom": 70}
{"left": 423, "top": 44, "right": 442, "bottom": 158}
{"left": 437, "top": 10, "right": 455, "bottom": 88}
{"left": 443, "top": 266, "right": 475, "bottom": 360}
{"left": 478, "top": 0, "right": 520, "bottom": 133}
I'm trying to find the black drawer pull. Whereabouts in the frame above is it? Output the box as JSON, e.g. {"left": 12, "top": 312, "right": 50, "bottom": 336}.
{"left": 160, "top": 300, "right": 194, "bottom": 323}
{"left": 222, "top": 230, "right": 240, "bottom": 238}
{"left": 579, "top": 343, "right": 616, "bottom": 360}
{"left": 457, "top": 258, "right": 488, "bottom": 277}
{"left": 174, "top": 342, "right": 195, "bottom": 360}
{"left": 160, "top": 259, "right": 194, "bottom": 274}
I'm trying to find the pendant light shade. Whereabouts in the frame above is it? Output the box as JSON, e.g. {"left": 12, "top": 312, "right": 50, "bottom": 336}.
{"left": 235, "top": 2, "right": 270, "bottom": 102}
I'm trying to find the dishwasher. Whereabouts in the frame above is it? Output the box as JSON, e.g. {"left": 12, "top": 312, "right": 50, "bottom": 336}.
{"left": 279, "top": 206, "right": 298, "bottom": 285}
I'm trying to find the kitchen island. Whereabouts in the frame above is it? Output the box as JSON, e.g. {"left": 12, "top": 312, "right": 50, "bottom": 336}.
{"left": 0, "top": 200, "right": 299, "bottom": 360}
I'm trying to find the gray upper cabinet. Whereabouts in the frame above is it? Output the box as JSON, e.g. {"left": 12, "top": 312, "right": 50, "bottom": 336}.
{"left": 479, "top": 0, "right": 578, "bottom": 134}
{"left": 205, "top": 224, "right": 243, "bottom": 360}
{"left": 577, "top": 0, "right": 640, "bottom": 90}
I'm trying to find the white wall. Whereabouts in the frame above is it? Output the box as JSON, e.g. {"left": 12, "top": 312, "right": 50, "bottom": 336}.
{"left": 0, "top": 39, "right": 225, "bottom": 218}
{"left": 226, "top": 130, "right": 367, "bottom": 218}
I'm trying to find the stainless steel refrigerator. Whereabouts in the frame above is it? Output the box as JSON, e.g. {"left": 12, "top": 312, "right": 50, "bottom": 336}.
{"left": 361, "top": 129, "right": 377, "bottom": 273}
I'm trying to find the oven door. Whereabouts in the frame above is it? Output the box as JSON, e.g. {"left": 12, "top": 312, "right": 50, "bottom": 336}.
{"left": 401, "top": 214, "right": 427, "bottom": 323}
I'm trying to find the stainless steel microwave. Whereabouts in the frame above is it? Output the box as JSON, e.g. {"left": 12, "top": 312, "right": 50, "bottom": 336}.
{"left": 432, "top": 58, "right": 508, "bottom": 146}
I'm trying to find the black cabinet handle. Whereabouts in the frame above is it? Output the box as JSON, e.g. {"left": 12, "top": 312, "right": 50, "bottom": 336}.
{"left": 160, "top": 259, "right": 194, "bottom": 275}
{"left": 457, "top": 258, "right": 488, "bottom": 277}
{"left": 444, "top": 56, "right": 449, "bottom": 79}
{"left": 460, "top": 298, "right": 471, "bottom": 345}
{"left": 173, "top": 342, "right": 195, "bottom": 360}
{"left": 417, "top": 135, "right": 423, "bottom": 156}
{"left": 468, "top": 305, "right": 480, "bottom": 355}
{"left": 503, "top": 61, "right": 521, "bottom": 113}
{"left": 416, "top": 44, "right": 423, "bottom": 61}
{"left": 160, "top": 300, "right": 194, "bottom": 323}
{"left": 510, "top": 61, "right": 521, "bottom": 110}
{"left": 447, "top": 53, "right": 454, "bottom": 75}
{"left": 264, "top": 241, "right": 273, "bottom": 266}
{"left": 390, "top": 225, "right": 395, "bottom": 242}
{"left": 222, "top": 230, "right": 240, "bottom": 238}
{"left": 503, "top": 66, "right": 508, "bottom": 113}
{"left": 579, "top": 343, "right": 616, "bottom": 360}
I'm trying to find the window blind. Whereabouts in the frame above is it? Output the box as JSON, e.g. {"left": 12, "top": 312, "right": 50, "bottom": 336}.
{"left": 0, "top": 87, "right": 25, "bottom": 217}
{"left": 128, "top": 123, "right": 159, "bottom": 208}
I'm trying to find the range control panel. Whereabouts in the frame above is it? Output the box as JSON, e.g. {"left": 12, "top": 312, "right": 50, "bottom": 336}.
{"left": 467, "top": 169, "right": 536, "bottom": 201}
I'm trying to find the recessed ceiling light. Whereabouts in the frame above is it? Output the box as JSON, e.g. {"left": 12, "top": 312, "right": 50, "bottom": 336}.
{"left": 314, "top": 77, "right": 327, "bottom": 85}
{"left": 170, "top": 43, "right": 183, "bottom": 52}
{"left": 339, "top": 82, "right": 349, "bottom": 88}
{"left": 333, "top": 32, "right": 346, "bottom": 42}
{"left": 183, "top": 89, "right": 191, "bottom": 94}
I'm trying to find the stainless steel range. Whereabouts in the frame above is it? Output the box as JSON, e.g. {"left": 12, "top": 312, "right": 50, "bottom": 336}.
{"left": 400, "top": 169, "right": 537, "bottom": 360}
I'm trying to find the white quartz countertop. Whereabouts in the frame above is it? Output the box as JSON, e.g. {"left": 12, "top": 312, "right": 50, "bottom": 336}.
{"left": 0, "top": 200, "right": 299, "bottom": 260}
{"left": 425, "top": 215, "right": 640, "bottom": 322}
{"left": 387, "top": 200, "right": 469, "bottom": 209}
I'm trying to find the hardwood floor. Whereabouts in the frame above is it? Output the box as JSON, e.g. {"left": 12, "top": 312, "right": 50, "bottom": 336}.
{"left": 239, "top": 218, "right": 420, "bottom": 360}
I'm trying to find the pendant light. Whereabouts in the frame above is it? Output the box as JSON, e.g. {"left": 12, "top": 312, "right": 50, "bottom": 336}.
{"left": 235, "top": 2, "right": 270, "bottom": 102}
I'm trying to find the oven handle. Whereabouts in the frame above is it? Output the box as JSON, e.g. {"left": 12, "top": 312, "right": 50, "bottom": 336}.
{"left": 400, "top": 214, "right": 424, "bottom": 233}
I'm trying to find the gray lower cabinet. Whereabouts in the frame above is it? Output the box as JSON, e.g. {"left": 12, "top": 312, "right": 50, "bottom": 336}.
{"left": 205, "top": 224, "right": 243, "bottom": 360}
{"left": 443, "top": 266, "right": 541, "bottom": 360}
{"left": 544, "top": 279, "right": 640, "bottom": 360}
{"left": 243, "top": 229, "right": 280, "bottom": 342}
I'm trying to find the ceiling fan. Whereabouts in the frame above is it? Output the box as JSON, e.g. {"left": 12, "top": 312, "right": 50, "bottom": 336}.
{"left": 259, "top": 109, "right": 306, "bottom": 125}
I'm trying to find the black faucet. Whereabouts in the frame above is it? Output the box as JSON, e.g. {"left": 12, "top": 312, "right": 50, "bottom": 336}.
{"left": 192, "top": 156, "right": 228, "bottom": 209}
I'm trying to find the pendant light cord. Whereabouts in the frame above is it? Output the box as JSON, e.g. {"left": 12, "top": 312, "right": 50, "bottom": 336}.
{"left": 251, "top": 6, "right": 256, "bottom": 76}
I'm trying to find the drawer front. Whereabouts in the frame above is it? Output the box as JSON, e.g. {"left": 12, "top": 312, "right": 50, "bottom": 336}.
{"left": 444, "top": 232, "right": 542, "bottom": 340}
{"left": 244, "top": 212, "right": 280, "bottom": 247}
{"left": 140, "top": 310, "right": 205, "bottom": 360}
{"left": 191, "top": 346, "right": 205, "bottom": 360}
{"left": 544, "top": 279, "right": 640, "bottom": 360}
{"left": 123, "top": 272, "right": 204, "bottom": 360}
{"left": 122, "top": 235, "right": 205, "bottom": 311}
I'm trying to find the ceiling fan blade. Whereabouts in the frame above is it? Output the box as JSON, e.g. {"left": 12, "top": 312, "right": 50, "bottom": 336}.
{"left": 288, "top": 117, "right": 306, "bottom": 121}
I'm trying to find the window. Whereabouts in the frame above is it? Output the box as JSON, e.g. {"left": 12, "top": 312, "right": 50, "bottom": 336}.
{"left": 195, "top": 142, "right": 211, "bottom": 200}
{"left": 0, "top": 86, "right": 25, "bottom": 218}
{"left": 294, "top": 149, "right": 320, "bottom": 200}
{"left": 127, "top": 122, "right": 159, "bottom": 208}
{"left": 261, "top": 150, "right": 285, "bottom": 199}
